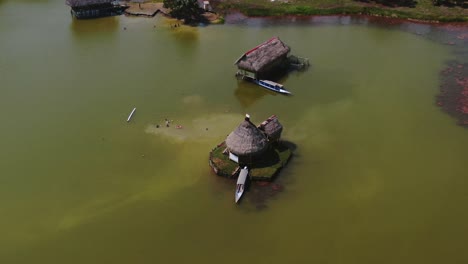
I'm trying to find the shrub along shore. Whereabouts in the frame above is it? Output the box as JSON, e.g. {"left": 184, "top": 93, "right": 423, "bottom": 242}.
{"left": 212, "top": 0, "right": 468, "bottom": 23}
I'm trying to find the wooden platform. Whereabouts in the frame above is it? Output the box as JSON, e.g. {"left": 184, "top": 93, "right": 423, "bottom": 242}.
{"left": 124, "top": 3, "right": 169, "bottom": 17}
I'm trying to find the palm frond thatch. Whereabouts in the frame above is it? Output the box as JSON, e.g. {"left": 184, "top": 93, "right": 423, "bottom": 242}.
{"left": 66, "top": 0, "right": 114, "bottom": 7}
{"left": 235, "top": 37, "right": 290, "bottom": 73}
{"left": 261, "top": 116, "right": 283, "bottom": 140}
{"left": 226, "top": 120, "right": 268, "bottom": 156}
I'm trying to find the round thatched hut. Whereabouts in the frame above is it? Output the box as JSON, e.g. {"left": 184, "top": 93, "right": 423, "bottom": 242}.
{"left": 226, "top": 115, "right": 268, "bottom": 164}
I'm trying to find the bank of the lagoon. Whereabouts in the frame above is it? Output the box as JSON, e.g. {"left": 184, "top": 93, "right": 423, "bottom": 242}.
{"left": 1, "top": 0, "right": 468, "bottom": 263}
{"left": 213, "top": 0, "right": 468, "bottom": 22}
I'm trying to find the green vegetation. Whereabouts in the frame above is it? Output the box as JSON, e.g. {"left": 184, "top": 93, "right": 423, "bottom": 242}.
{"left": 209, "top": 142, "right": 292, "bottom": 181}
{"left": 163, "top": 0, "right": 202, "bottom": 23}
{"left": 249, "top": 144, "right": 292, "bottom": 180}
{"left": 214, "top": 0, "right": 468, "bottom": 22}
{"left": 210, "top": 143, "right": 239, "bottom": 176}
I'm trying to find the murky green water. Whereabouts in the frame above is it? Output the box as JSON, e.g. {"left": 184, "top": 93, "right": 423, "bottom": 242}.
{"left": 1, "top": 1, "right": 468, "bottom": 263}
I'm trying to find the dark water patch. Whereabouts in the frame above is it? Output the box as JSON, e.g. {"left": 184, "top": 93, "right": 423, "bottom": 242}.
{"left": 70, "top": 16, "right": 120, "bottom": 36}
{"left": 437, "top": 61, "right": 468, "bottom": 126}
{"left": 225, "top": 12, "right": 468, "bottom": 44}
{"left": 211, "top": 162, "right": 293, "bottom": 210}
{"left": 246, "top": 181, "right": 285, "bottom": 211}
{"left": 234, "top": 79, "right": 279, "bottom": 108}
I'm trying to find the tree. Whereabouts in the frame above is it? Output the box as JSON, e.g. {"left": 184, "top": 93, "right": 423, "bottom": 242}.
{"left": 433, "top": 0, "right": 467, "bottom": 7}
{"left": 356, "top": 0, "right": 417, "bottom": 7}
{"left": 163, "top": 0, "right": 202, "bottom": 23}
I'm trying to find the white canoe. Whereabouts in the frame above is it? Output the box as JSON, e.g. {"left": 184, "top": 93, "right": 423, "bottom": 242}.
{"left": 127, "top": 107, "right": 136, "bottom": 122}
{"left": 235, "top": 166, "right": 249, "bottom": 203}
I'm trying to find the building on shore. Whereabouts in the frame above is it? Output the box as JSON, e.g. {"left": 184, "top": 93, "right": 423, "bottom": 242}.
{"left": 66, "top": 0, "right": 127, "bottom": 19}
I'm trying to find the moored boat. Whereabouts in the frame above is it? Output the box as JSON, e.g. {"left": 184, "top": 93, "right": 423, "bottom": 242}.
{"left": 235, "top": 166, "right": 249, "bottom": 203}
{"left": 252, "top": 79, "right": 291, "bottom": 95}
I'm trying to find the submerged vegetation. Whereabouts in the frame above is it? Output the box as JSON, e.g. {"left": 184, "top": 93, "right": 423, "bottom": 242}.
{"left": 437, "top": 61, "right": 468, "bottom": 126}
{"left": 212, "top": 0, "right": 468, "bottom": 22}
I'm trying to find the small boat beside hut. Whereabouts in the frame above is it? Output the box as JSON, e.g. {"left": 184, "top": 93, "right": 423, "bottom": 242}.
{"left": 235, "top": 166, "right": 249, "bottom": 203}
{"left": 252, "top": 79, "right": 291, "bottom": 95}
{"left": 66, "top": 0, "right": 127, "bottom": 19}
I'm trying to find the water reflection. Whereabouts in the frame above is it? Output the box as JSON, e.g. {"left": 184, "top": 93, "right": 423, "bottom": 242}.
{"left": 70, "top": 16, "right": 119, "bottom": 36}
{"left": 165, "top": 18, "right": 200, "bottom": 56}
{"left": 226, "top": 13, "right": 373, "bottom": 27}
{"left": 234, "top": 80, "right": 270, "bottom": 108}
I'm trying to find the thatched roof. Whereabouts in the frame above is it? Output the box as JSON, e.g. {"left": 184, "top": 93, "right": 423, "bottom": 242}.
{"left": 235, "top": 37, "right": 290, "bottom": 73}
{"left": 226, "top": 118, "right": 268, "bottom": 156}
{"left": 260, "top": 115, "right": 283, "bottom": 140}
{"left": 66, "top": 0, "right": 114, "bottom": 7}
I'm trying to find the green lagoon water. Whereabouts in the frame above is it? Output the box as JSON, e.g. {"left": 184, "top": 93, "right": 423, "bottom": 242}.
{"left": 1, "top": 1, "right": 468, "bottom": 263}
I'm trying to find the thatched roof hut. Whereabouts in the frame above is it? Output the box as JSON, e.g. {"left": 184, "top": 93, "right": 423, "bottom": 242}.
{"left": 66, "top": 0, "right": 114, "bottom": 8}
{"left": 259, "top": 115, "right": 283, "bottom": 141}
{"left": 226, "top": 116, "right": 268, "bottom": 158}
{"left": 234, "top": 37, "right": 290, "bottom": 77}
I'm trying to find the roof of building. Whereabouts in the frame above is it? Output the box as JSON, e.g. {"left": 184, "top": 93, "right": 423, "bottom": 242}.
{"left": 66, "top": 0, "right": 114, "bottom": 7}
{"left": 260, "top": 115, "right": 283, "bottom": 139}
{"left": 226, "top": 118, "right": 268, "bottom": 156}
{"left": 234, "top": 37, "right": 291, "bottom": 73}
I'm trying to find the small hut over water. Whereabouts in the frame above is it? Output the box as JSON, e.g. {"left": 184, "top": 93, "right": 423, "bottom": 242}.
{"left": 234, "top": 37, "right": 291, "bottom": 80}
{"left": 66, "top": 0, "right": 127, "bottom": 19}
{"left": 259, "top": 115, "right": 283, "bottom": 142}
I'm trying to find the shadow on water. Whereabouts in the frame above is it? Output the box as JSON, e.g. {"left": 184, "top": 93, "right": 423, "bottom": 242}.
{"left": 244, "top": 172, "right": 290, "bottom": 211}
{"left": 69, "top": 16, "right": 119, "bottom": 37}
{"left": 214, "top": 140, "right": 298, "bottom": 211}
{"left": 214, "top": 171, "right": 289, "bottom": 212}
{"left": 233, "top": 68, "right": 297, "bottom": 108}
{"left": 234, "top": 79, "right": 270, "bottom": 108}
{"left": 281, "top": 140, "right": 297, "bottom": 152}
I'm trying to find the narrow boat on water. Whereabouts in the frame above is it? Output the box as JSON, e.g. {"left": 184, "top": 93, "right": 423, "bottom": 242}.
{"left": 127, "top": 107, "right": 136, "bottom": 122}
{"left": 235, "top": 166, "right": 249, "bottom": 203}
{"left": 252, "top": 79, "right": 291, "bottom": 95}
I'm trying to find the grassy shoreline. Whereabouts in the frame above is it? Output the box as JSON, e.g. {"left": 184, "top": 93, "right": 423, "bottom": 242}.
{"left": 213, "top": 0, "right": 468, "bottom": 23}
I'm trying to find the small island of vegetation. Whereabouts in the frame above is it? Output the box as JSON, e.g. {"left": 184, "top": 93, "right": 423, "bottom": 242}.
{"left": 209, "top": 115, "right": 292, "bottom": 181}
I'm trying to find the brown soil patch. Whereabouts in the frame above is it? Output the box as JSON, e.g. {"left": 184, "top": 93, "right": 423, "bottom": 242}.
{"left": 125, "top": 2, "right": 169, "bottom": 17}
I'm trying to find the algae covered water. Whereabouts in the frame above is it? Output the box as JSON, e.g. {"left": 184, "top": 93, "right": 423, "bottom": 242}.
{"left": 1, "top": 1, "right": 468, "bottom": 263}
